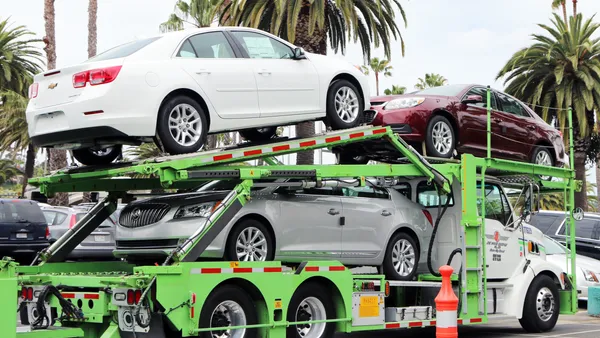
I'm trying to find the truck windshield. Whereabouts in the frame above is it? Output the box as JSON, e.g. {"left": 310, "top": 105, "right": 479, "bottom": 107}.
{"left": 543, "top": 236, "right": 568, "bottom": 255}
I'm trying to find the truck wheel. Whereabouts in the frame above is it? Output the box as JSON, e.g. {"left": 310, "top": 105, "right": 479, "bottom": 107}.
{"left": 199, "top": 285, "right": 258, "bottom": 338}
{"left": 287, "top": 282, "right": 336, "bottom": 338}
{"left": 519, "top": 275, "right": 560, "bottom": 333}
{"left": 383, "top": 232, "right": 419, "bottom": 281}
{"left": 225, "top": 219, "right": 275, "bottom": 262}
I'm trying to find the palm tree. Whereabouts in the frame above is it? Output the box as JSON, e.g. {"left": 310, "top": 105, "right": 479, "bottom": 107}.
{"left": 367, "top": 58, "right": 393, "bottom": 96}
{"left": 0, "top": 18, "right": 43, "bottom": 95}
{"left": 496, "top": 14, "right": 600, "bottom": 211}
{"left": 0, "top": 90, "right": 35, "bottom": 196}
{"left": 0, "top": 159, "right": 21, "bottom": 185}
{"left": 220, "top": 0, "right": 407, "bottom": 164}
{"left": 572, "top": 0, "right": 577, "bottom": 17}
{"left": 552, "top": 0, "right": 568, "bottom": 25}
{"left": 126, "top": 143, "right": 162, "bottom": 160}
{"left": 88, "top": 0, "right": 97, "bottom": 58}
{"left": 414, "top": 73, "right": 448, "bottom": 90}
{"left": 43, "top": 0, "right": 68, "bottom": 206}
{"left": 384, "top": 85, "right": 406, "bottom": 95}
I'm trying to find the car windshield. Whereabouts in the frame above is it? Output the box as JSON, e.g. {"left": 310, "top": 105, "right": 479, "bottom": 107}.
{"left": 0, "top": 201, "right": 46, "bottom": 223}
{"left": 86, "top": 37, "right": 161, "bottom": 62}
{"left": 414, "top": 84, "right": 467, "bottom": 97}
{"left": 543, "top": 236, "right": 568, "bottom": 255}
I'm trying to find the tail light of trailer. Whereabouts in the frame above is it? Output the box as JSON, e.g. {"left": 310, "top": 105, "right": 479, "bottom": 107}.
{"left": 72, "top": 66, "right": 122, "bottom": 88}
{"left": 28, "top": 83, "right": 39, "bottom": 99}
{"left": 384, "top": 281, "right": 390, "bottom": 297}
{"left": 422, "top": 210, "right": 433, "bottom": 226}
{"left": 361, "top": 281, "right": 375, "bottom": 291}
{"left": 134, "top": 289, "right": 142, "bottom": 304}
{"left": 127, "top": 289, "right": 134, "bottom": 305}
{"left": 21, "top": 287, "right": 33, "bottom": 301}
{"left": 69, "top": 214, "right": 77, "bottom": 229}
{"left": 190, "top": 293, "right": 197, "bottom": 318}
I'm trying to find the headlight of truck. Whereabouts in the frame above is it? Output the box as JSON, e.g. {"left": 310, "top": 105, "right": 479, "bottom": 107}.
{"left": 582, "top": 268, "right": 599, "bottom": 282}
{"left": 174, "top": 201, "right": 218, "bottom": 219}
{"left": 384, "top": 97, "right": 425, "bottom": 110}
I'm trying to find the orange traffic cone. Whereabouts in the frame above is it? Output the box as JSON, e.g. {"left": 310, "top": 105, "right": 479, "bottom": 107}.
{"left": 435, "top": 265, "right": 458, "bottom": 338}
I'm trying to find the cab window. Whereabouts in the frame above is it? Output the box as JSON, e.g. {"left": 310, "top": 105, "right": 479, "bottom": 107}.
{"left": 477, "top": 183, "right": 513, "bottom": 226}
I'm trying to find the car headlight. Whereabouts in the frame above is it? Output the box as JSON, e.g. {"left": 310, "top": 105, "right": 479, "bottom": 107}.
{"left": 174, "top": 201, "right": 218, "bottom": 219}
{"left": 582, "top": 268, "right": 599, "bottom": 282}
{"left": 384, "top": 97, "right": 425, "bottom": 110}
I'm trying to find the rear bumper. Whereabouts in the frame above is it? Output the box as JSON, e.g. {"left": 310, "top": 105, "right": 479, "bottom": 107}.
{"left": 0, "top": 242, "right": 49, "bottom": 254}
{"left": 30, "top": 126, "right": 139, "bottom": 148}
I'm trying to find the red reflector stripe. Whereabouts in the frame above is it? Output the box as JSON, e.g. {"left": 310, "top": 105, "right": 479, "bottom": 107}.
{"left": 213, "top": 154, "right": 233, "bottom": 161}
{"left": 325, "top": 136, "right": 341, "bottom": 143}
{"left": 244, "top": 149, "right": 262, "bottom": 156}
{"left": 264, "top": 267, "right": 283, "bottom": 272}
{"left": 470, "top": 318, "right": 482, "bottom": 323}
{"left": 233, "top": 267, "right": 253, "bottom": 273}
{"left": 61, "top": 293, "right": 75, "bottom": 298}
{"left": 408, "top": 322, "right": 422, "bottom": 328}
{"left": 273, "top": 145, "right": 290, "bottom": 152}
{"left": 329, "top": 266, "right": 345, "bottom": 271}
{"left": 373, "top": 128, "right": 387, "bottom": 134}
{"left": 300, "top": 140, "right": 317, "bottom": 147}
{"left": 305, "top": 266, "right": 319, "bottom": 272}
{"left": 430, "top": 321, "right": 436, "bottom": 326}
{"left": 84, "top": 294, "right": 100, "bottom": 299}
{"left": 386, "top": 323, "right": 400, "bottom": 329}
{"left": 458, "top": 319, "right": 463, "bottom": 324}
{"left": 200, "top": 268, "right": 221, "bottom": 274}
{"left": 349, "top": 132, "right": 365, "bottom": 139}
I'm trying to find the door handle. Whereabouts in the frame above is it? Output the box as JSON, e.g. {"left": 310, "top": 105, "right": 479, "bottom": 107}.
{"left": 381, "top": 210, "right": 392, "bottom": 216}
{"left": 257, "top": 69, "right": 271, "bottom": 75}
{"left": 196, "top": 70, "right": 211, "bottom": 75}
{"left": 328, "top": 208, "right": 340, "bottom": 215}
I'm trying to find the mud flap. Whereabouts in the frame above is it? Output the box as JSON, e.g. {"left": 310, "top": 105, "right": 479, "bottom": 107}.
{"left": 119, "top": 313, "right": 166, "bottom": 338}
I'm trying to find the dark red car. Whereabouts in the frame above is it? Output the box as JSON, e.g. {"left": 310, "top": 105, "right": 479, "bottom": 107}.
{"left": 362, "top": 84, "right": 567, "bottom": 167}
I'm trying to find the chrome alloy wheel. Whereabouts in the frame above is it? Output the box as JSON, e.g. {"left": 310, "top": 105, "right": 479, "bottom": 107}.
{"left": 334, "top": 86, "right": 359, "bottom": 123}
{"left": 168, "top": 103, "right": 203, "bottom": 147}
{"left": 432, "top": 121, "right": 453, "bottom": 155}
{"left": 535, "top": 150, "right": 553, "bottom": 166}
{"left": 295, "top": 297, "right": 327, "bottom": 338}
{"left": 391, "top": 239, "right": 416, "bottom": 277}
{"left": 235, "top": 227, "right": 267, "bottom": 261}
{"left": 536, "top": 287, "right": 555, "bottom": 322}
{"left": 209, "top": 300, "right": 247, "bottom": 338}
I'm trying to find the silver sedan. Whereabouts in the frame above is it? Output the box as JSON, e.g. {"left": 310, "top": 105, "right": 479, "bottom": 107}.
{"left": 115, "top": 179, "right": 434, "bottom": 280}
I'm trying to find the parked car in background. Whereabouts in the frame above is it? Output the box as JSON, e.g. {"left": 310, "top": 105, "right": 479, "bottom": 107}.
{"left": 543, "top": 235, "right": 600, "bottom": 301}
{"left": 0, "top": 199, "right": 50, "bottom": 258}
{"left": 26, "top": 26, "right": 370, "bottom": 166}
{"left": 360, "top": 84, "right": 566, "bottom": 167}
{"left": 529, "top": 210, "right": 600, "bottom": 261}
{"left": 115, "top": 178, "right": 433, "bottom": 280}
{"left": 41, "top": 204, "right": 124, "bottom": 259}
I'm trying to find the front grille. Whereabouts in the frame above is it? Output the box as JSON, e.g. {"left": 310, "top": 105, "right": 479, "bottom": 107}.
{"left": 116, "top": 239, "right": 179, "bottom": 249}
{"left": 119, "top": 203, "right": 170, "bottom": 228}
{"left": 361, "top": 110, "right": 377, "bottom": 124}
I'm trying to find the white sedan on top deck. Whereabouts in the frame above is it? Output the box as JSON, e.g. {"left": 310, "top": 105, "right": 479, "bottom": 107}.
{"left": 26, "top": 27, "right": 370, "bottom": 166}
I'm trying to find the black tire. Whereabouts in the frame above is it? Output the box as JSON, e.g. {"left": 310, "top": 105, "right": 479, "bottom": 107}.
{"left": 239, "top": 127, "right": 277, "bottom": 142}
{"left": 286, "top": 282, "right": 336, "bottom": 338}
{"left": 326, "top": 79, "right": 364, "bottom": 130}
{"left": 519, "top": 275, "right": 560, "bottom": 333}
{"left": 156, "top": 95, "right": 208, "bottom": 155}
{"left": 19, "top": 305, "right": 29, "bottom": 325}
{"left": 225, "top": 218, "right": 275, "bottom": 262}
{"left": 425, "top": 115, "right": 455, "bottom": 158}
{"left": 337, "top": 152, "right": 369, "bottom": 164}
{"left": 383, "top": 232, "right": 419, "bottom": 281}
{"left": 72, "top": 145, "right": 122, "bottom": 166}
{"left": 198, "top": 285, "right": 258, "bottom": 338}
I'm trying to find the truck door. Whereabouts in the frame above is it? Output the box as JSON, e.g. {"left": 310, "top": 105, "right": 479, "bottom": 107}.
{"left": 478, "top": 182, "right": 522, "bottom": 279}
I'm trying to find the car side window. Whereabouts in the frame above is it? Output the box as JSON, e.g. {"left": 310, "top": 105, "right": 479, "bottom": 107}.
{"left": 230, "top": 31, "right": 294, "bottom": 59}
{"left": 529, "top": 214, "right": 558, "bottom": 234}
{"left": 476, "top": 183, "right": 512, "bottom": 226}
{"left": 181, "top": 32, "right": 236, "bottom": 58}
{"left": 393, "top": 183, "right": 412, "bottom": 199}
{"left": 464, "top": 87, "right": 498, "bottom": 110}
{"left": 342, "top": 186, "right": 389, "bottom": 199}
{"left": 417, "top": 181, "right": 454, "bottom": 207}
{"left": 496, "top": 92, "right": 529, "bottom": 117}
{"left": 559, "top": 218, "right": 600, "bottom": 239}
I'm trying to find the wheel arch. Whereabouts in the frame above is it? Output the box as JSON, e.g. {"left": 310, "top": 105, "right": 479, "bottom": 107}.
{"left": 531, "top": 140, "right": 556, "bottom": 163}
{"left": 295, "top": 276, "right": 348, "bottom": 332}
{"left": 158, "top": 88, "right": 211, "bottom": 130}
{"left": 508, "top": 264, "right": 565, "bottom": 319}
{"left": 430, "top": 109, "right": 460, "bottom": 144}
{"left": 228, "top": 213, "right": 277, "bottom": 254}
{"left": 329, "top": 73, "right": 365, "bottom": 104}
{"left": 384, "top": 225, "right": 422, "bottom": 257}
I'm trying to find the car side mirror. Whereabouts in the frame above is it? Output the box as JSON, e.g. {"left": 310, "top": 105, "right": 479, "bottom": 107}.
{"left": 292, "top": 47, "right": 306, "bottom": 60}
{"left": 462, "top": 95, "right": 483, "bottom": 104}
{"left": 573, "top": 207, "right": 584, "bottom": 221}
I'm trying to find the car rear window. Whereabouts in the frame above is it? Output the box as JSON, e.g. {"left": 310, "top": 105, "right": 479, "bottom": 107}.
{"left": 0, "top": 201, "right": 46, "bottom": 223}
{"left": 86, "top": 37, "right": 161, "bottom": 62}
{"left": 42, "top": 210, "right": 67, "bottom": 226}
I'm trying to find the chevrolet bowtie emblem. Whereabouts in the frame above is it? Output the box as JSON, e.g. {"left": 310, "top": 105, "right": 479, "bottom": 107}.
{"left": 48, "top": 83, "right": 58, "bottom": 89}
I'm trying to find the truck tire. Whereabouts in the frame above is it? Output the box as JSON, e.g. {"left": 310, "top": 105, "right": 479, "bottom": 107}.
{"left": 519, "top": 275, "right": 560, "bottom": 333}
{"left": 198, "top": 284, "right": 258, "bottom": 338}
{"left": 287, "top": 282, "right": 336, "bottom": 338}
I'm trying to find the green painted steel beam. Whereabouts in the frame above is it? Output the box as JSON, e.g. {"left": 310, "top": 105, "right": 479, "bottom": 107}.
{"left": 16, "top": 327, "right": 84, "bottom": 338}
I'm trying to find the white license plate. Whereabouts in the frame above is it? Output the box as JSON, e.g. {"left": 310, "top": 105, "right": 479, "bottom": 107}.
{"left": 16, "top": 233, "right": 28, "bottom": 239}
{"left": 94, "top": 235, "right": 106, "bottom": 242}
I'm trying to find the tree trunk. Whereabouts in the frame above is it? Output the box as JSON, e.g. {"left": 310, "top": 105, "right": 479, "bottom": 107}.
{"left": 572, "top": 0, "right": 577, "bottom": 17}
{"left": 562, "top": 2, "right": 568, "bottom": 25}
{"left": 292, "top": 1, "right": 328, "bottom": 165}
{"left": 88, "top": 0, "right": 97, "bottom": 58}
{"left": 375, "top": 72, "right": 380, "bottom": 96}
{"left": 574, "top": 151, "right": 587, "bottom": 211}
{"left": 206, "top": 135, "right": 217, "bottom": 149}
{"left": 20, "top": 143, "right": 35, "bottom": 197}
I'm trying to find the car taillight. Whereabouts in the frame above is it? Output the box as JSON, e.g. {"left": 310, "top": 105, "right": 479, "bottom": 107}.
{"left": 28, "top": 83, "right": 38, "bottom": 98}
{"left": 45, "top": 226, "right": 50, "bottom": 240}
{"left": 69, "top": 214, "right": 77, "bottom": 229}
{"left": 72, "top": 66, "right": 122, "bottom": 88}
{"left": 422, "top": 210, "right": 433, "bottom": 226}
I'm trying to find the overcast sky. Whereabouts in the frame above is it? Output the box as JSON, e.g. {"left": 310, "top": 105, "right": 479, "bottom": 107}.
{"left": 5, "top": 0, "right": 600, "bottom": 94}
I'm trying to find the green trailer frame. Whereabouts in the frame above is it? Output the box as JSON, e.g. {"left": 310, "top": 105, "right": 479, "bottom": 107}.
{"left": 0, "top": 90, "right": 581, "bottom": 338}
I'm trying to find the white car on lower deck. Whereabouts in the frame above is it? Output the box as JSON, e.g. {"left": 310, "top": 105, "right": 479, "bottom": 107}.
{"left": 26, "top": 27, "right": 370, "bottom": 166}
